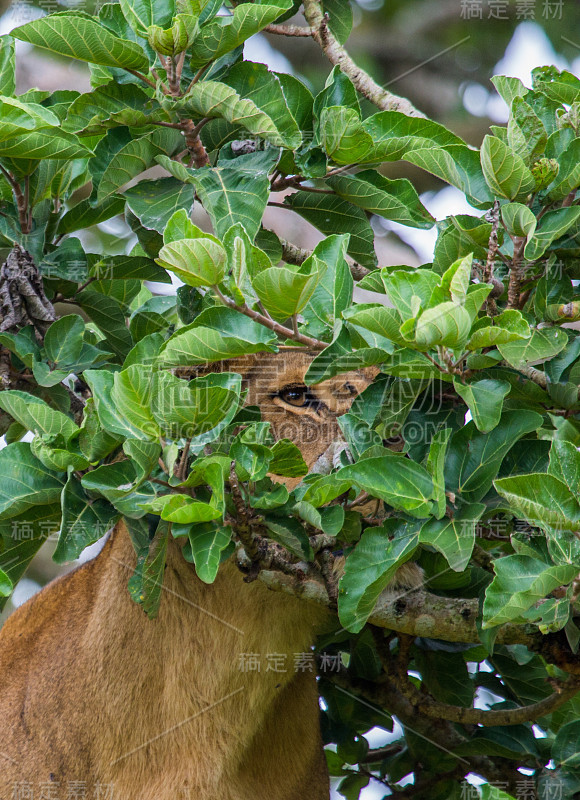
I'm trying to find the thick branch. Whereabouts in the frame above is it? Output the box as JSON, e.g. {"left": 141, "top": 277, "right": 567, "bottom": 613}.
{"left": 302, "top": 0, "right": 424, "bottom": 118}
{"left": 258, "top": 571, "right": 547, "bottom": 646}
{"left": 181, "top": 119, "right": 210, "bottom": 168}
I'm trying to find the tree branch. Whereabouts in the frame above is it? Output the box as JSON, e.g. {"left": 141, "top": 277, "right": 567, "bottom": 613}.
{"left": 483, "top": 199, "right": 500, "bottom": 316}
{"left": 387, "top": 632, "right": 580, "bottom": 726}
{"left": 258, "top": 570, "right": 551, "bottom": 647}
{"left": 212, "top": 285, "right": 327, "bottom": 349}
{"left": 264, "top": 22, "right": 314, "bottom": 36}
{"left": 507, "top": 235, "right": 526, "bottom": 309}
{"left": 276, "top": 235, "right": 371, "bottom": 280}
{"left": 302, "top": 0, "right": 425, "bottom": 118}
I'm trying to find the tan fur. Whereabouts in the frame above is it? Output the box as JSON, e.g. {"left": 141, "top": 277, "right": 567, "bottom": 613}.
{"left": 0, "top": 350, "right": 418, "bottom": 800}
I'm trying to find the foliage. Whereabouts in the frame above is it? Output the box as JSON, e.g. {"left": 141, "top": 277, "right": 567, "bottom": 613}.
{"left": 1, "top": 2, "right": 580, "bottom": 797}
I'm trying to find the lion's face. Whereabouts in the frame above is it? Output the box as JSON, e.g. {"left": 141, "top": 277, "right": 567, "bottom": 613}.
{"left": 180, "top": 350, "right": 376, "bottom": 484}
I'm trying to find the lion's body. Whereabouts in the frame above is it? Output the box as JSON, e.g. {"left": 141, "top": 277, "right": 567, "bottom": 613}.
{"left": 0, "top": 524, "right": 328, "bottom": 799}
{"left": 0, "top": 351, "right": 400, "bottom": 799}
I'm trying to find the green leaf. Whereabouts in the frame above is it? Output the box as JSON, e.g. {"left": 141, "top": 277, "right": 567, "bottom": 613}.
{"left": 253, "top": 257, "right": 324, "bottom": 322}
{"left": 90, "top": 254, "right": 170, "bottom": 284}
{"left": 328, "top": 170, "right": 434, "bottom": 230}
{"left": 118, "top": 0, "right": 174, "bottom": 36}
{"left": 0, "top": 506, "right": 61, "bottom": 609}
{"left": 285, "top": 192, "right": 377, "bottom": 268}
{"left": 81, "top": 460, "right": 139, "bottom": 502}
{"left": 0, "top": 36, "right": 15, "bottom": 95}
{"left": 490, "top": 75, "right": 528, "bottom": 107}
{"left": 269, "top": 439, "right": 308, "bottom": 477}
{"left": 57, "top": 195, "right": 125, "bottom": 235}
{"left": 222, "top": 61, "right": 304, "bottom": 148}
{"left": 507, "top": 97, "right": 547, "bottom": 164}
{"left": 159, "top": 307, "right": 277, "bottom": 366}
{"left": 123, "top": 177, "right": 195, "bottom": 234}
{"left": 419, "top": 502, "right": 485, "bottom": 572}
{"left": 548, "top": 440, "right": 580, "bottom": 494}
{"left": 263, "top": 516, "right": 313, "bottom": 560}
{"left": 188, "top": 167, "right": 269, "bottom": 240}
{"left": 467, "top": 309, "right": 530, "bottom": 350}
{"left": 426, "top": 427, "right": 452, "bottom": 519}
{"left": 294, "top": 501, "right": 344, "bottom": 535}
{"left": 178, "top": 79, "right": 299, "bottom": 148}
{"left": 414, "top": 301, "right": 472, "bottom": 349}
{"left": 494, "top": 473, "right": 580, "bottom": 534}
{"left": 0, "top": 127, "right": 92, "bottom": 160}
{"left": 0, "top": 391, "right": 78, "bottom": 443}
{"left": 300, "top": 234, "right": 353, "bottom": 340}
{"left": 445, "top": 410, "right": 543, "bottom": 503}
{"left": 0, "top": 96, "right": 60, "bottom": 141}
{"left": 378, "top": 268, "right": 440, "bottom": 321}
{"left": 534, "top": 69, "right": 580, "bottom": 105}
{"left": 128, "top": 518, "right": 169, "bottom": 619}
{"left": 151, "top": 371, "right": 241, "bottom": 440}
{"left": 498, "top": 327, "right": 567, "bottom": 367}
{"left": 547, "top": 139, "right": 580, "bottom": 202}
{"left": 338, "top": 521, "right": 419, "bottom": 633}
{"left": 523, "top": 207, "right": 580, "bottom": 261}
{"left": 54, "top": 476, "right": 118, "bottom": 563}
{"left": 190, "top": 1, "right": 292, "bottom": 68}
{"left": 157, "top": 237, "right": 227, "bottom": 287}
{"left": 111, "top": 365, "right": 161, "bottom": 440}
{"left": 553, "top": 721, "right": 580, "bottom": 769}
{"left": 64, "top": 80, "right": 154, "bottom": 134}
{"left": 453, "top": 378, "right": 511, "bottom": 433}
{"left": 480, "top": 135, "right": 536, "bottom": 200}
{"left": 344, "top": 304, "right": 406, "bottom": 348}
{"left": 44, "top": 314, "right": 85, "bottom": 366}
{"left": 501, "top": 202, "right": 537, "bottom": 238}
{"left": 95, "top": 127, "right": 181, "bottom": 203}
{"left": 404, "top": 145, "right": 493, "bottom": 204}
{"left": 0, "top": 443, "right": 64, "bottom": 520}
{"left": 186, "top": 523, "right": 232, "bottom": 583}
{"left": 483, "top": 555, "right": 578, "bottom": 627}
{"left": 338, "top": 455, "right": 434, "bottom": 518}
{"left": 143, "top": 494, "right": 222, "bottom": 524}
{"left": 12, "top": 12, "right": 150, "bottom": 71}
{"left": 79, "top": 291, "right": 134, "bottom": 360}
{"left": 30, "top": 438, "right": 89, "bottom": 473}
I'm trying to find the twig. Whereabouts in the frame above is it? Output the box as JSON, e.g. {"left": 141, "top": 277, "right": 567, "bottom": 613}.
{"left": 212, "top": 285, "right": 327, "bottom": 350}
{"left": 185, "top": 63, "right": 212, "bottom": 94}
{"left": 302, "top": 0, "right": 424, "bottom": 118}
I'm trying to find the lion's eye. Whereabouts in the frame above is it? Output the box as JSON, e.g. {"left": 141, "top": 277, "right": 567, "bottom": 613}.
{"left": 278, "top": 385, "right": 311, "bottom": 407}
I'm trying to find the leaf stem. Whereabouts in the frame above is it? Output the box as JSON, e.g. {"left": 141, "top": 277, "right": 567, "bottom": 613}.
{"left": 126, "top": 69, "right": 158, "bottom": 92}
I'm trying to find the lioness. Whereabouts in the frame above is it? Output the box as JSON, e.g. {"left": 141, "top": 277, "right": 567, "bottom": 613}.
{"left": 0, "top": 350, "right": 418, "bottom": 800}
